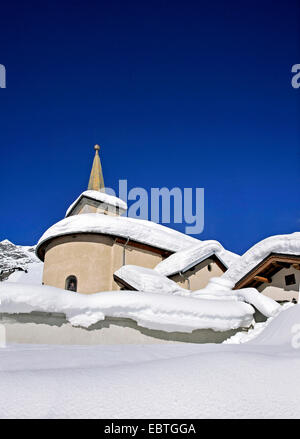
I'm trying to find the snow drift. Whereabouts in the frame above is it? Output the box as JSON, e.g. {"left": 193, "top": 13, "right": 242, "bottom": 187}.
{"left": 191, "top": 277, "right": 280, "bottom": 317}
{"left": 1, "top": 304, "right": 300, "bottom": 418}
{"left": 0, "top": 283, "right": 256, "bottom": 332}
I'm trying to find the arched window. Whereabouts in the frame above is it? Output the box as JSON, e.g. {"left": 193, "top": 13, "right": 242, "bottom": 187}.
{"left": 65, "top": 275, "right": 77, "bottom": 292}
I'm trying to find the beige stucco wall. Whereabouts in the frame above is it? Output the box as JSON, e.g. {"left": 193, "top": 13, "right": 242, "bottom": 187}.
{"left": 258, "top": 266, "right": 300, "bottom": 302}
{"left": 170, "top": 259, "right": 224, "bottom": 290}
{"left": 43, "top": 234, "right": 163, "bottom": 294}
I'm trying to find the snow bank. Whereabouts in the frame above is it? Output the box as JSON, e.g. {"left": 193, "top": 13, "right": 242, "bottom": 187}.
{"left": 223, "top": 232, "right": 300, "bottom": 284}
{"left": 191, "top": 277, "right": 280, "bottom": 317}
{"left": 66, "top": 190, "right": 127, "bottom": 217}
{"left": 155, "top": 240, "right": 240, "bottom": 276}
{"left": 1, "top": 316, "right": 300, "bottom": 418}
{"left": 5, "top": 263, "right": 43, "bottom": 285}
{"left": 114, "top": 265, "right": 189, "bottom": 295}
{"left": 224, "top": 302, "right": 296, "bottom": 344}
{"left": 37, "top": 213, "right": 199, "bottom": 257}
{"left": 0, "top": 283, "right": 255, "bottom": 332}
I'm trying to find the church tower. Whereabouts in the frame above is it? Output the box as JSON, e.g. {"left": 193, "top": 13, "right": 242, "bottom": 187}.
{"left": 88, "top": 144, "right": 105, "bottom": 192}
{"left": 66, "top": 145, "right": 127, "bottom": 217}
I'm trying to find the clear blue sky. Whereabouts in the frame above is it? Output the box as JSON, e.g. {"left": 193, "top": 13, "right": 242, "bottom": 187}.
{"left": 0, "top": 0, "right": 299, "bottom": 255}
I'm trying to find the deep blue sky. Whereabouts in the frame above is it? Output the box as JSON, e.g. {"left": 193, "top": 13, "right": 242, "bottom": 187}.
{"left": 0, "top": 0, "right": 299, "bottom": 254}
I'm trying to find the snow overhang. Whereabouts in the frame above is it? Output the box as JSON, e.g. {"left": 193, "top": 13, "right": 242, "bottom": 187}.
{"left": 36, "top": 213, "right": 199, "bottom": 262}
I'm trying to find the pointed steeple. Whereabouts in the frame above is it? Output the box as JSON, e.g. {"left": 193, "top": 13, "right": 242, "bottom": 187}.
{"left": 88, "top": 144, "right": 105, "bottom": 192}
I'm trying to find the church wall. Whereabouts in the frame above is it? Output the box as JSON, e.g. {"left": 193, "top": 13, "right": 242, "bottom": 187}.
{"left": 170, "top": 259, "right": 224, "bottom": 290}
{"left": 43, "top": 234, "right": 114, "bottom": 294}
{"left": 43, "top": 234, "right": 164, "bottom": 293}
{"left": 76, "top": 203, "right": 119, "bottom": 217}
{"left": 111, "top": 243, "right": 163, "bottom": 290}
{"left": 257, "top": 266, "right": 300, "bottom": 302}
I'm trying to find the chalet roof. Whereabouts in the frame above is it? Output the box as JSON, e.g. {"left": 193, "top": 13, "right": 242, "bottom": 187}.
{"left": 221, "top": 232, "right": 300, "bottom": 287}
{"left": 234, "top": 253, "right": 300, "bottom": 289}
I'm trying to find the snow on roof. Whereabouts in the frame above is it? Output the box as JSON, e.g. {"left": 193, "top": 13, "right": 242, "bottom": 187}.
{"left": 0, "top": 283, "right": 255, "bottom": 332}
{"left": 155, "top": 240, "right": 240, "bottom": 277}
{"left": 36, "top": 213, "right": 200, "bottom": 259}
{"left": 190, "top": 277, "right": 281, "bottom": 317}
{"left": 66, "top": 190, "right": 128, "bottom": 217}
{"left": 222, "top": 232, "right": 300, "bottom": 285}
{"left": 114, "top": 265, "right": 189, "bottom": 295}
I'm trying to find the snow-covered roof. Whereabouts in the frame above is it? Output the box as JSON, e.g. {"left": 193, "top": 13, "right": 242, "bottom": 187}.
{"left": 114, "top": 265, "right": 189, "bottom": 295}
{"left": 0, "top": 283, "right": 255, "bottom": 332}
{"left": 36, "top": 213, "right": 200, "bottom": 260}
{"left": 190, "top": 277, "right": 280, "bottom": 318}
{"left": 155, "top": 240, "right": 240, "bottom": 277}
{"left": 222, "top": 232, "right": 300, "bottom": 285}
{"left": 66, "top": 190, "right": 128, "bottom": 217}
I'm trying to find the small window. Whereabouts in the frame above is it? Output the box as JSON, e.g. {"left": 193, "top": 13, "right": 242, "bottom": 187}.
{"left": 285, "top": 274, "right": 296, "bottom": 286}
{"left": 65, "top": 275, "right": 77, "bottom": 292}
{"left": 207, "top": 264, "right": 212, "bottom": 272}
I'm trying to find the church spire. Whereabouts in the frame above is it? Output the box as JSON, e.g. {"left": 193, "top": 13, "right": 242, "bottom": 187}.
{"left": 88, "top": 144, "right": 105, "bottom": 192}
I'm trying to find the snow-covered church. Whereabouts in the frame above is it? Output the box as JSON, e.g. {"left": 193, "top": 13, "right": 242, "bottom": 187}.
{"left": 35, "top": 145, "right": 300, "bottom": 303}
{"left": 1, "top": 144, "right": 299, "bottom": 346}
{"left": 36, "top": 145, "right": 236, "bottom": 294}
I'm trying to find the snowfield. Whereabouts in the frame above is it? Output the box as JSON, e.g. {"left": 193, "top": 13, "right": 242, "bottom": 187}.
{"left": 0, "top": 304, "right": 300, "bottom": 418}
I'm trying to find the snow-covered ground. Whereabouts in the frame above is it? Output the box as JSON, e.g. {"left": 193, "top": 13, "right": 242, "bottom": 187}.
{"left": 0, "top": 304, "right": 300, "bottom": 418}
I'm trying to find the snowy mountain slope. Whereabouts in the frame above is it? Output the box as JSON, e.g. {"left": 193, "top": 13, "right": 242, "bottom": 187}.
{"left": 0, "top": 240, "right": 43, "bottom": 283}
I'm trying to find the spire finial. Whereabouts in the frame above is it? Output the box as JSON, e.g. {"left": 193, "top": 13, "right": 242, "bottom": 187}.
{"left": 88, "top": 144, "right": 105, "bottom": 192}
